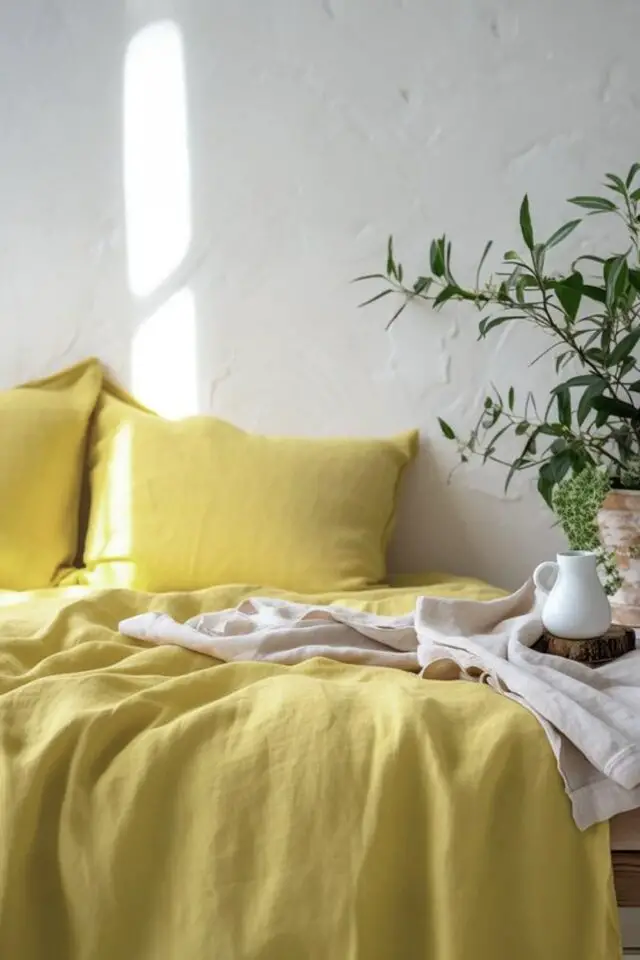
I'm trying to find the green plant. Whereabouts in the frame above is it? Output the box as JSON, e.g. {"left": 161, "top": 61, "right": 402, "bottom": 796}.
{"left": 551, "top": 466, "right": 622, "bottom": 595}
{"left": 620, "top": 454, "right": 640, "bottom": 490}
{"left": 356, "top": 163, "right": 640, "bottom": 507}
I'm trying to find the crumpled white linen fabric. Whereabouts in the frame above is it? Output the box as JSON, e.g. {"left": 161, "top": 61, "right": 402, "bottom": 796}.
{"left": 120, "top": 580, "right": 640, "bottom": 830}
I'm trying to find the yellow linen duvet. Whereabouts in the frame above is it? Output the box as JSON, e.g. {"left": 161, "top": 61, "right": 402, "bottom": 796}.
{"left": 0, "top": 577, "right": 620, "bottom": 960}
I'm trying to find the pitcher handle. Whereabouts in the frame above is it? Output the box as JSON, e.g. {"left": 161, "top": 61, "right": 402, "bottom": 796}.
{"left": 533, "top": 561, "right": 559, "bottom": 596}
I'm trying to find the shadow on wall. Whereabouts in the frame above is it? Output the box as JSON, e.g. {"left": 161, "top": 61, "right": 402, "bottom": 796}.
{"left": 388, "top": 442, "right": 564, "bottom": 591}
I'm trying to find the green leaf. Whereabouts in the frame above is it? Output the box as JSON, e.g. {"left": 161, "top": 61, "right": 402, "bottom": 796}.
{"left": 538, "top": 464, "right": 555, "bottom": 509}
{"left": 555, "top": 351, "right": 569, "bottom": 373}
{"left": 600, "top": 325, "right": 612, "bottom": 363}
{"left": 551, "top": 442, "right": 570, "bottom": 461}
{"left": 580, "top": 283, "right": 606, "bottom": 304}
{"left": 550, "top": 374, "right": 604, "bottom": 394}
{"left": 478, "top": 315, "right": 495, "bottom": 337}
{"left": 496, "top": 281, "right": 510, "bottom": 303}
{"left": 572, "top": 254, "right": 606, "bottom": 269}
{"left": 503, "top": 250, "right": 521, "bottom": 262}
{"left": 545, "top": 219, "right": 581, "bottom": 250}
{"left": 504, "top": 456, "right": 527, "bottom": 493}
{"left": 629, "top": 380, "right": 640, "bottom": 393}
{"left": 412, "top": 276, "right": 432, "bottom": 295}
{"left": 615, "top": 261, "right": 629, "bottom": 297}
{"left": 626, "top": 162, "right": 640, "bottom": 188}
{"left": 568, "top": 195, "right": 618, "bottom": 212}
{"left": 358, "top": 289, "right": 394, "bottom": 308}
{"left": 508, "top": 386, "right": 515, "bottom": 410}
{"left": 482, "top": 408, "right": 501, "bottom": 429}
{"left": 478, "top": 314, "right": 521, "bottom": 338}
{"left": 581, "top": 329, "right": 601, "bottom": 349}
{"left": 552, "top": 272, "right": 583, "bottom": 320}
{"left": 628, "top": 269, "right": 640, "bottom": 293}
{"left": 385, "top": 300, "right": 410, "bottom": 329}
{"left": 475, "top": 240, "right": 493, "bottom": 290}
{"left": 548, "top": 451, "right": 573, "bottom": 484}
{"left": 442, "top": 239, "right": 450, "bottom": 272}
{"left": 386, "top": 236, "right": 397, "bottom": 279}
{"left": 631, "top": 187, "right": 640, "bottom": 202}
{"left": 536, "top": 460, "right": 563, "bottom": 507}
{"left": 605, "top": 172, "right": 627, "bottom": 195}
{"left": 608, "top": 328, "right": 640, "bottom": 367}
{"left": 490, "top": 385, "right": 504, "bottom": 406}
{"left": 484, "top": 420, "right": 513, "bottom": 454}
{"left": 515, "top": 421, "right": 529, "bottom": 435}
{"left": 569, "top": 448, "right": 594, "bottom": 473}
{"left": 605, "top": 256, "right": 628, "bottom": 311}
{"left": 430, "top": 238, "right": 445, "bottom": 278}
{"left": 432, "top": 285, "right": 460, "bottom": 308}
{"left": 532, "top": 243, "right": 546, "bottom": 273}
{"left": 590, "top": 395, "right": 640, "bottom": 421}
{"left": 523, "top": 427, "right": 540, "bottom": 454}
{"left": 577, "top": 380, "right": 607, "bottom": 425}
{"left": 585, "top": 347, "right": 605, "bottom": 364}
{"left": 352, "top": 273, "right": 388, "bottom": 283}
{"left": 519, "top": 195, "right": 534, "bottom": 250}
{"left": 438, "top": 418, "right": 456, "bottom": 440}
{"left": 443, "top": 238, "right": 456, "bottom": 285}
{"left": 537, "top": 480, "right": 554, "bottom": 507}
{"left": 556, "top": 387, "right": 571, "bottom": 427}
{"left": 514, "top": 274, "right": 539, "bottom": 303}
{"left": 537, "top": 423, "right": 566, "bottom": 437}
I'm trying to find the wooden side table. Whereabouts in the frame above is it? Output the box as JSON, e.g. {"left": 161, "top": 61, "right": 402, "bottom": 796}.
{"left": 613, "top": 850, "right": 640, "bottom": 907}
{"left": 611, "top": 810, "right": 640, "bottom": 907}
{"left": 536, "top": 629, "right": 640, "bottom": 908}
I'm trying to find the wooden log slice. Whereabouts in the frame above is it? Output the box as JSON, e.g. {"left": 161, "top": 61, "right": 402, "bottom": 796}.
{"left": 541, "top": 625, "right": 635, "bottom": 665}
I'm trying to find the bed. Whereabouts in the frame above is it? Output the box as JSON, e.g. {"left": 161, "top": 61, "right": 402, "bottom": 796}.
{"left": 0, "top": 577, "right": 626, "bottom": 960}
{"left": 0, "top": 361, "right": 633, "bottom": 957}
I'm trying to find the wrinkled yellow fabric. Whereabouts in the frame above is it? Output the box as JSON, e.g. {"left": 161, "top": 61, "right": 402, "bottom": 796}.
{"left": 82, "top": 378, "right": 418, "bottom": 593}
{"left": 0, "top": 578, "right": 620, "bottom": 960}
{"left": 0, "top": 358, "right": 102, "bottom": 589}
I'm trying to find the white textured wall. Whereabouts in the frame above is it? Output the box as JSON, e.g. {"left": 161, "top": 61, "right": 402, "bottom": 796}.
{"left": 1, "top": 0, "right": 639, "bottom": 588}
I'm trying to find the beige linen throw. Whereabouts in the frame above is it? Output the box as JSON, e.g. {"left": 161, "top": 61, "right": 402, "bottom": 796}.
{"left": 120, "top": 580, "right": 640, "bottom": 830}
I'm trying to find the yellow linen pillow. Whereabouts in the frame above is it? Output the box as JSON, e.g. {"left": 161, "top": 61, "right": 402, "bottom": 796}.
{"left": 84, "top": 383, "right": 418, "bottom": 592}
{"left": 0, "top": 359, "right": 102, "bottom": 589}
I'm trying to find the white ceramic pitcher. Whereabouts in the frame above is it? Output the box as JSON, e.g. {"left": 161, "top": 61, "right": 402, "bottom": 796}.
{"left": 533, "top": 550, "right": 611, "bottom": 639}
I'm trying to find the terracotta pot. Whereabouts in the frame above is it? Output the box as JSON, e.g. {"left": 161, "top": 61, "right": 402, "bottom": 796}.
{"left": 597, "top": 489, "right": 640, "bottom": 627}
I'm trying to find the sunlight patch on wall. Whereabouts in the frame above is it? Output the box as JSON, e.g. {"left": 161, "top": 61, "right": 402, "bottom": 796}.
{"left": 124, "top": 19, "right": 197, "bottom": 419}
{"left": 132, "top": 288, "right": 197, "bottom": 419}
{"left": 124, "top": 20, "right": 191, "bottom": 299}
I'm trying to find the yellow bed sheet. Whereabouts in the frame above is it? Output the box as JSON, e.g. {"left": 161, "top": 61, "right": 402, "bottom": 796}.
{"left": 0, "top": 576, "right": 620, "bottom": 959}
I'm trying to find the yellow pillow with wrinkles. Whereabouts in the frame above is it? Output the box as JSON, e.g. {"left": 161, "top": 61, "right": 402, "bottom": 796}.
{"left": 84, "top": 382, "right": 418, "bottom": 593}
{"left": 0, "top": 359, "right": 102, "bottom": 589}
